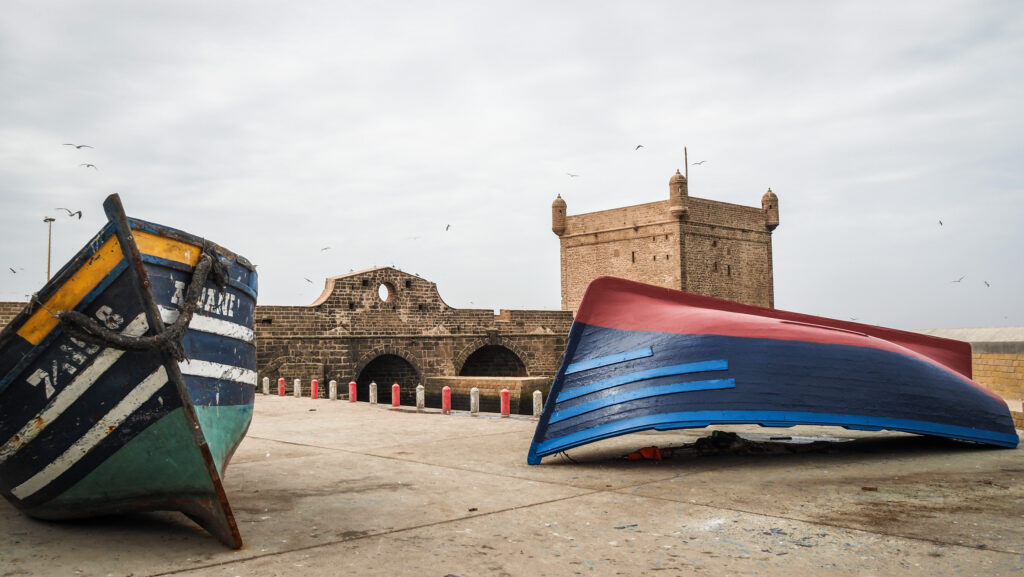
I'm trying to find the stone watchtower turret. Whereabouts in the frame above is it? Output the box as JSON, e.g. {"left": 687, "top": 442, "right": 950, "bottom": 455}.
{"left": 762, "top": 188, "right": 779, "bottom": 231}
{"left": 668, "top": 169, "right": 688, "bottom": 219}
{"left": 551, "top": 194, "right": 566, "bottom": 235}
{"left": 552, "top": 157, "right": 780, "bottom": 312}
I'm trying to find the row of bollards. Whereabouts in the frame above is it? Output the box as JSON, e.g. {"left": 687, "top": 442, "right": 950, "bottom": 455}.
{"left": 262, "top": 377, "right": 545, "bottom": 418}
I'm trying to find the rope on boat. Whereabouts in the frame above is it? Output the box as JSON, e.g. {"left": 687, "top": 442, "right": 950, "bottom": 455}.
{"left": 57, "top": 243, "right": 230, "bottom": 362}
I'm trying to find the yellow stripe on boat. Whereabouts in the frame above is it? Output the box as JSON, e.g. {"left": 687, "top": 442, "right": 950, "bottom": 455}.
{"left": 134, "top": 230, "right": 200, "bottom": 266}
{"left": 16, "top": 236, "right": 123, "bottom": 346}
{"left": 17, "top": 236, "right": 124, "bottom": 345}
{"left": 16, "top": 231, "right": 198, "bottom": 346}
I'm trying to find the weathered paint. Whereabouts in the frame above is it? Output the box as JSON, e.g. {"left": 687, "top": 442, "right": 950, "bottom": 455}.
{"left": 16, "top": 235, "right": 123, "bottom": 345}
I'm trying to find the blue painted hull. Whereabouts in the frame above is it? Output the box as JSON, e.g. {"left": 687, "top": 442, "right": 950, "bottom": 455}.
{"left": 0, "top": 195, "right": 257, "bottom": 547}
{"left": 528, "top": 278, "right": 1018, "bottom": 464}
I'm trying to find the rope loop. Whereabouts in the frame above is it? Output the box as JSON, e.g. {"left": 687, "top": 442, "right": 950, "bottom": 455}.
{"left": 58, "top": 243, "right": 230, "bottom": 362}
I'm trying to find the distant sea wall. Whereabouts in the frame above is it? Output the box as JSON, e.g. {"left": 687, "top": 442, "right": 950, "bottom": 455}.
{"left": 0, "top": 301, "right": 25, "bottom": 329}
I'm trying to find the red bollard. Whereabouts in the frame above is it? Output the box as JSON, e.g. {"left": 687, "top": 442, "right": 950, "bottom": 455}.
{"left": 391, "top": 383, "right": 400, "bottom": 408}
{"left": 278, "top": 377, "right": 285, "bottom": 396}
{"left": 500, "top": 388, "right": 511, "bottom": 417}
{"left": 349, "top": 380, "right": 357, "bottom": 403}
{"left": 311, "top": 379, "right": 319, "bottom": 399}
{"left": 442, "top": 385, "right": 452, "bottom": 415}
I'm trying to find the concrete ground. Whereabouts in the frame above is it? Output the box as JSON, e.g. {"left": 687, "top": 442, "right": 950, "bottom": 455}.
{"left": 2, "top": 396, "right": 1023, "bottom": 577}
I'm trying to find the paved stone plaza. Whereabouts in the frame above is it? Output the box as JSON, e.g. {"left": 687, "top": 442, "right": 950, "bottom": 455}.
{"left": 2, "top": 396, "right": 1022, "bottom": 576}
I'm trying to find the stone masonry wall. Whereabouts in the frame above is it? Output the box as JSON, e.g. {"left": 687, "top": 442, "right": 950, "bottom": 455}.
{"left": 254, "top": 267, "right": 574, "bottom": 391}
{"left": 971, "top": 344, "right": 1024, "bottom": 428}
{"left": 0, "top": 301, "right": 26, "bottom": 329}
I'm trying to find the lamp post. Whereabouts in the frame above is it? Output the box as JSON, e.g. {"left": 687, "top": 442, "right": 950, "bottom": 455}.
{"left": 43, "top": 216, "right": 55, "bottom": 281}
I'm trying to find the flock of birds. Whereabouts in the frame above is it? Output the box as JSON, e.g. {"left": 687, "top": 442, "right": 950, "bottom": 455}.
{"left": 64, "top": 143, "right": 98, "bottom": 170}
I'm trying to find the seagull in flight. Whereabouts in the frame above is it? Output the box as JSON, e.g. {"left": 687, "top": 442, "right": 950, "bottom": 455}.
{"left": 635, "top": 145, "right": 644, "bottom": 150}
{"left": 566, "top": 173, "right": 579, "bottom": 177}
{"left": 320, "top": 246, "right": 331, "bottom": 251}
{"left": 691, "top": 160, "right": 706, "bottom": 165}
{"left": 445, "top": 224, "right": 451, "bottom": 231}
{"left": 304, "top": 277, "right": 313, "bottom": 283}
{"left": 951, "top": 275, "right": 966, "bottom": 283}
{"left": 57, "top": 208, "right": 82, "bottom": 219}
{"left": 984, "top": 281, "right": 990, "bottom": 287}
{"left": 64, "top": 143, "right": 93, "bottom": 149}
{"left": 938, "top": 220, "right": 943, "bottom": 226}
{"left": 8, "top": 267, "right": 17, "bottom": 274}
{"left": 80, "top": 164, "right": 98, "bottom": 170}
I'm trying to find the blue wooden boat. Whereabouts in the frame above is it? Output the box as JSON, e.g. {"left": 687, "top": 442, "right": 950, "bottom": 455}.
{"left": 528, "top": 277, "right": 1018, "bottom": 464}
{"left": 0, "top": 194, "right": 257, "bottom": 548}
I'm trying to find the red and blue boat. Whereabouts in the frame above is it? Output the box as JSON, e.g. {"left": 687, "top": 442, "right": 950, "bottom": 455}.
{"left": 0, "top": 195, "right": 257, "bottom": 547}
{"left": 528, "top": 277, "right": 1018, "bottom": 464}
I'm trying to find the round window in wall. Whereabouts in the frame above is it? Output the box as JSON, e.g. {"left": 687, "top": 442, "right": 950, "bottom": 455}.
{"left": 377, "top": 282, "right": 395, "bottom": 303}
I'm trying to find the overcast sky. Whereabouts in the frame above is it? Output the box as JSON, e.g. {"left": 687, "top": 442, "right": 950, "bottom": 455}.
{"left": 1, "top": 1, "right": 1021, "bottom": 331}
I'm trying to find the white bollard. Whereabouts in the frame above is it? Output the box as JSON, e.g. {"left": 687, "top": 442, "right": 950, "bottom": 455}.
{"left": 329, "top": 379, "right": 338, "bottom": 401}
{"left": 470, "top": 387, "right": 480, "bottom": 415}
{"left": 294, "top": 378, "right": 302, "bottom": 398}
{"left": 533, "top": 390, "right": 543, "bottom": 417}
{"left": 416, "top": 384, "right": 425, "bottom": 412}
{"left": 262, "top": 377, "right": 270, "bottom": 396}
{"left": 369, "top": 381, "right": 378, "bottom": 404}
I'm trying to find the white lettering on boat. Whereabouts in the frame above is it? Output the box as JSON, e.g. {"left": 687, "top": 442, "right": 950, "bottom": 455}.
{"left": 170, "top": 280, "right": 238, "bottom": 318}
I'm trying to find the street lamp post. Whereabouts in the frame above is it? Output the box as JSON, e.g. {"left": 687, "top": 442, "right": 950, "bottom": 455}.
{"left": 44, "top": 216, "right": 55, "bottom": 281}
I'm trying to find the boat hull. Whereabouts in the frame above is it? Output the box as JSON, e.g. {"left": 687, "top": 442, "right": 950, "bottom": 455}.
{"left": 528, "top": 277, "right": 1018, "bottom": 464}
{"left": 0, "top": 195, "right": 257, "bottom": 547}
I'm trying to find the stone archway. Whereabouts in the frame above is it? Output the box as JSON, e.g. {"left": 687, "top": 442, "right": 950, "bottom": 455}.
{"left": 455, "top": 336, "right": 532, "bottom": 377}
{"left": 353, "top": 349, "right": 420, "bottom": 404}
{"left": 459, "top": 345, "right": 527, "bottom": 377}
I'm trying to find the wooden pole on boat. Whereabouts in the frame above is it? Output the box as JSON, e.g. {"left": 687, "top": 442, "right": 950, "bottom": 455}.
{"left": 101, "top": 193, "right": 243, "bottom": 549}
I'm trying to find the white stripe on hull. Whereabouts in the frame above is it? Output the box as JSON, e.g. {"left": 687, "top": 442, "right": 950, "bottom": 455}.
{"left": 159, "top": 306, "right": 254, "bottom": 343}
{"left": 0, "top": 314, "right": 149, "bottom": 465}
{"left": 11, "top": 366, "right": 169, "bottom": 500}
{"left": 178, "top": 359, "right": 257, "bottom": 386}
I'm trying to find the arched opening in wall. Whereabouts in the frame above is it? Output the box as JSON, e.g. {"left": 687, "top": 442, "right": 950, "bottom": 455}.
{"left": 459, "top": 345, "right": 527, "bottom": 377}
{"left": 356, "top": 354, "right": 419, "bottom": 404}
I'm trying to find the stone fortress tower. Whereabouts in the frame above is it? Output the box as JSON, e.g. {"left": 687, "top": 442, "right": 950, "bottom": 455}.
{"left": 553, "top": 156, "right": 780, "bottom": 313}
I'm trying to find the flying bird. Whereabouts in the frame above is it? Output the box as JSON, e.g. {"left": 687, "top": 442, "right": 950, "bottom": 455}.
{"left": 566, "top": 173, "right": 579, "bottom": 177}
{"left": 57, "top": 208, "right": 82, "bottom": 219}
{"left": 951, "top": 275, "right": 966, "bottom": 283}
{"left": 8, "top": 267, "right": 16, "bottom": 274}
{"left": 984, "top": 281, "right": 990, "bottom": 287}
{"left": 304, "top": 278, "right": 313, "bottom": 283}
{"left": 63, "top": 143, "right": 93, "bottom": 149}
{"left": 320, "top": 246, "right": 331, "bottom": 251}
{"left": 445, "top": 224, "right": 451, "bottom": 231}
{"left": 691, "top": 160, "right": 706, "bottom": 165}
{"left": 80, "top": 164, "right": 98, "bottom": 170}
{"left": 635, "top": 145, "right": 644, "bottom": 150}
{"left": 939, "top": 220, "right": 943, "bottom": 226}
